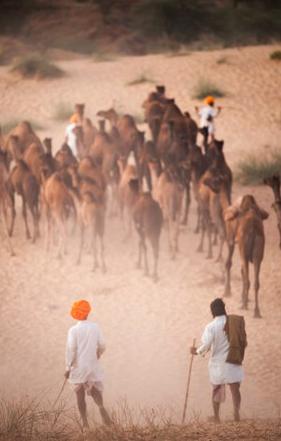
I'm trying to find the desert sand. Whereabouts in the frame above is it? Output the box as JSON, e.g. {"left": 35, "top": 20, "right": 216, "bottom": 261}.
{"left": 0, "top": 44, "right": 281, "bottom": 424}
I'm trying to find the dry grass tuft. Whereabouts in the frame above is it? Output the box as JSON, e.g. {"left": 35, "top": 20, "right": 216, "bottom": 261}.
{"left": 235, "top": 149, "right": 281, "bottom": 185}
{"left": 127, "top": 74, "right": 155, "bottom": 86}
{"left": 53, "top": 102, "right": 73, "bottom": 122}
{"left": 11, "top": 54, "right": 65, "bottom": 80}
{"left": 193, "top": 78, "right": 225, "bottom": 100}
{"left": 0, "top": 399, "right": 280, "bottom": 441}
{"left": 270, "top": 50, "right": 281, "bottom": 61}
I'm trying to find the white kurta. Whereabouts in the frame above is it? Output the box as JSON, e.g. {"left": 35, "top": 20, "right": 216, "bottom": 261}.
{"left": 66, "top": 320, "right": 105, "bottom": 385}
{"left": 199, "top": 105, "right": 218, "bottom": 134}
{"left": 197, "top": 315, "right": 244, "bottom": 385}
{"left": 65, "top": 123, "right": 78, "bottom": 156}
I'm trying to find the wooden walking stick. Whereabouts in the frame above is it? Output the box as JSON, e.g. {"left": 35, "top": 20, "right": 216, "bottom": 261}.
{"left": 52, "top": 378, "right": 67, "bottom": 409}
{"left": 181, "top": 338, "right": 196, "bottom": 424}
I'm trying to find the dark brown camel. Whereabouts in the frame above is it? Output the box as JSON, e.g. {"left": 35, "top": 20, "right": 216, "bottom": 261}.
{"left": 131, "top": 181, "right": 163, "bottom": 282}
{"left": 7, "top": 136, "right": 40, "bottom": 242}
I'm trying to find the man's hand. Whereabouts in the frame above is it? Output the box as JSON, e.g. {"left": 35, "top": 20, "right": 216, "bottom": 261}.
{"left": 190, "top": 346, "right": 197, "bottom": 355}
{"left": 64, "top": 370, "right": 70, "bottom": 379}
{"left": 194, "top": 106, "right": 199, "bottom": 113}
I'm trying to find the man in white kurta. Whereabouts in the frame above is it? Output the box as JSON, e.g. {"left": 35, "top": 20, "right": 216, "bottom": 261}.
{"left": 65, "top": 300, "right": 111, "bottom": 428}
{"left": 191, "top": 298, "right": 244, "bottom": 422}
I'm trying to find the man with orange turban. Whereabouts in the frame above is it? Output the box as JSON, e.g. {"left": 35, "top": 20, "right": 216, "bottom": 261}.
{"left": 195, "top": 96, "right": 222, "bottom": 149}
{"left": 65, "top": 300, "right": 111, "bottom": 429}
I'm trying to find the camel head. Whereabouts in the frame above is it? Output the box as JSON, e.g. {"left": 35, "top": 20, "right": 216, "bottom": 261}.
{"left": 75, "top": 103, "right": 85, "bottom": 115}
{"left": 96, "top": 108, "right": 118, "bottom": 125}
{"left": 20, "top": 120, "right": 33, "bottom": 133}
{"left": 98, "top": 120, "right": 106, "bottom": 133}
{"left": 156, "top": 85, "right": 165, "bottom": 95}
{"left": 43, "top": 138, "right": 52, "bottom": 155}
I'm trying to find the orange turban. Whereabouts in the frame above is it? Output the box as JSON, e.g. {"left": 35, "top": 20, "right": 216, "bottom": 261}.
{"left": 71, "top": 300, "right": 91, "bottom": 320}
{"left": 204, "top": 95, "right": 215, "bottom": 105}
{"left": 70, "top": 114, "right": 80, "bottom": 124}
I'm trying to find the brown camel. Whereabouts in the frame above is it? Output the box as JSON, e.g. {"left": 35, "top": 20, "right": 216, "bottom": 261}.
{"left": 96, "top": 108, "right": 142, "bottom": 158}
{"left": 5, "top": 121, "right": 41, "bottom": 159}
{"left": 23, "top": 137, "right": 56, "bottom": 184}
{"left": 55, "top": 142, "right": 78, "bottom": 170}
{"left": 264, "top": 175, "right": 281, "bottom": 248}
{"left": 118, "top": 153, "right": 139, "bottom": 232}
{"left": 224, "top": 194, "right": 268, "bottom": 318}
{"left": 149, "top": 161, "right": 185, "bottom": 259}
{"left": 7, "top": 138, "right": 40, "bottom": 242}
{"left": 76, "top": 190, "right": 107, "bottom": 272}
{"left": 197, "top": 140, "right": 232, "bottom": 258}
{"left": 42, "top": 172, "right": 76, "bottom": 257}
{"left": 0, "top": 149, "right": 15, "bottom": 255}
{"left": 131, "top": 183, "right": 163, "bottom": 282}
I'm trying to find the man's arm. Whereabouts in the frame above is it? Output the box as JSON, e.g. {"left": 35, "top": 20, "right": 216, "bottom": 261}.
{"left": 65, "top": 328, "right": 77, "bottom": 377}
{"left": 190, "top": 324, "right": 214, "bottom": 356}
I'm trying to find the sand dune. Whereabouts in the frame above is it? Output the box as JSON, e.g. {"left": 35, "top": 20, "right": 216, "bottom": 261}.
{"left": 0, "top": 44, "right": 281, "bottom": 423}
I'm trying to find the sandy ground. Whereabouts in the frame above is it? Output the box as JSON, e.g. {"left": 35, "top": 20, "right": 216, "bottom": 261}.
{"left": 0, "top": 44, "right": 281, "bottom": 424}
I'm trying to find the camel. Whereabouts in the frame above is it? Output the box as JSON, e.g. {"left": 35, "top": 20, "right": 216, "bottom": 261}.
{"left": 82, "top": 118, "right": 98, "bottom": 153}
{"left": 132, "top": 184, "right": 163, "bottom": 282}
{"left": 188, "top": 144, "right": 208, "bottom": 233}
{"left": 223, "top": 194, "right": 269, "bottom": 318}
{"left": 184, "top": 112, "right": 198, "bottom": 146}
{"left": 118, "top": 152, "right": 139, "bottom": 232}
{"left": 197, "top": 140, "right": 232, "bottom": 258}
{"left": 23, "top": 138, "right": 56, "bottom": 184}
{"left": 96, "top": 108, "right": 143, "bottom": 158}
{"left": 0, "top": 150, "right": 15, "bottom": 255}
{"left": 149, "top": 160, "right": 185, "bottom": 259}
{"left": 5, "top": 121, "right": 41, "bottom": 160}
{"left": 55, "top": 142, "right": 78, "bottom": 170}
{"left": 7, "top": 140, "right": 40, "bottom": 243}
{"left": 76, "top": 190, "right": 107, "bottom": 272}
{"left": 264, "top": 175, "right": 281, "bottom": 248}
{"left": 78, "top": 156, "right": 107, "bottom": 193}
{"left": 42, "top": 172, "right": 76, "bottom": 257}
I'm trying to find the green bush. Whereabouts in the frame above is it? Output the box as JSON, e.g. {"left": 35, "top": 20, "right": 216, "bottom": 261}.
{"left": 53, "top": 103, "right": 73, "bottom": 121}
{"left": 11, "top": 54, "right": 64, "bottom": 79}
{"left": 193, "top": 79, "right": 225, "bottom": 100}
{"left": 235, "top": 150, "right": 281, "bottom": 185}
{"left": 270, "top": 50, "right": 281, "bottom": 60}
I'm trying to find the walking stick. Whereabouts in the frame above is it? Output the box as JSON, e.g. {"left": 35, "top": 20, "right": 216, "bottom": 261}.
{"left": 181, "top": 338, "right": 196, "bottom": 424}
{"left": 52, "top": 378, "right": 67, "bottom": 409}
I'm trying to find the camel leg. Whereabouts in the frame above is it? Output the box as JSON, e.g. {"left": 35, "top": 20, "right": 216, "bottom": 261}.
{"left": 30, "top": 204, "right": 39, "bottom": 244}
{"left": 77, "top": 225, "right": 85, "bottom": 265}
{"left": 56, "top": 217, "right": 66, "bottom": 259}
{"left": 1, "top": 201, "right": 15, "bottom": 256}
{"left": 100, "top": 235, "right": 107, "bottom": 273}
{"left": 224, "top": 243, "right": 235, "bottom": 297}
{"left": 194, "top": 205, "right": 201, "bottom": 234}
{"left": 143, "top": 238, "right": 149, "bottom": 276}
{"left": 136, "top": 236, "right": 143, "bottom": 269}
{"left": 241, "top": 259, "right": 250, "bottom": 309}
{"left": 92, "top": 228, "right": 99, "bottom": 271}
{"left": 253, "top": 259, "right": 262, "bottom": 318}
{"left": 215, "top": 234, "right": 225, "bottom": 263}
{"left": 152, "top": 238, "right": 159, "bottom": 282}
{"left": 197, "top": 222, "right": 205, "bottom": 253}
{"left": 182, "top": 183, "right": 191, "bottom": 226}
{"left": 206, "top": 220, "right": 213, "bottom": 259}
{"left": 22, "top": 197, "right": 31, "bottom": 240}
{"left": 8, "top": 192, "right": 16, "bottom": 237}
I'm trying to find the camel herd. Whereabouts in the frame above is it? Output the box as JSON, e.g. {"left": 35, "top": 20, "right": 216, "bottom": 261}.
{"left": 0, "top": 86, "right": 271, "bottom": 317}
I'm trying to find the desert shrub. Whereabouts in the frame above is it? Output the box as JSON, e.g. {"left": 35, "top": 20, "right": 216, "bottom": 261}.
{"left": 193, "top": 79, "right": 225, "bottom": 100}
{"left": 270, "top": 50, "right": 281, "bottom": 60}
{"left": 126, "top": 74, "right": 155, "bottom": 86}
{"left": 235, "top": 150, "right": 281, "bottom": 185}
{"left": 11, "top": 54, "right": 64, "bottom": 79}
{"left": 1, "top": 119, "right": 44, "bottom": 135}
{"left": 53, "top": 103, "right": 73, "bottom": 121}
